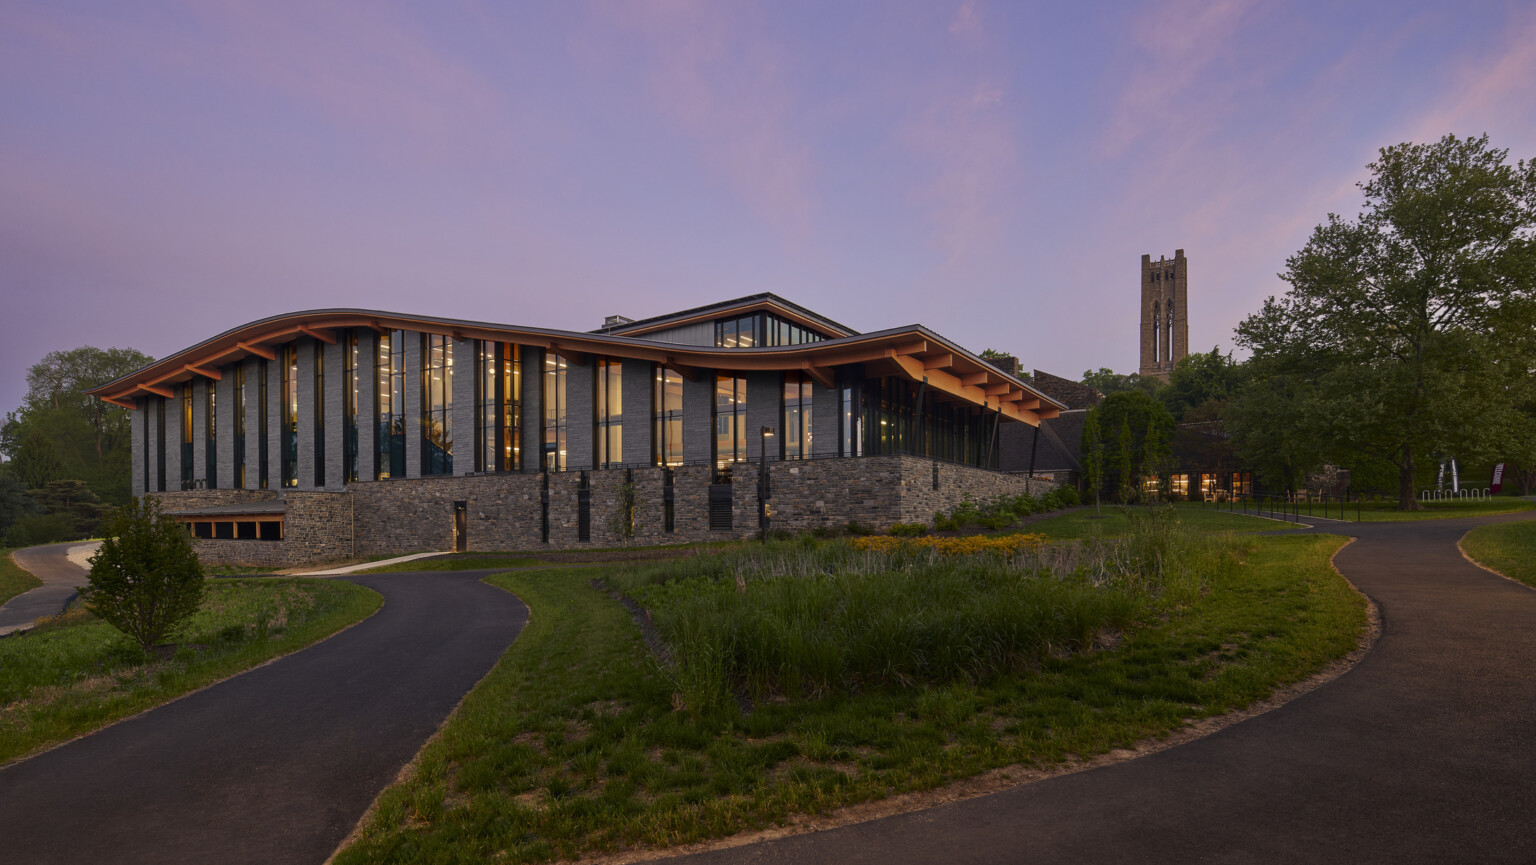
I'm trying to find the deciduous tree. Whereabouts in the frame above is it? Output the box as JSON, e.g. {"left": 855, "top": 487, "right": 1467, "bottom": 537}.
{"left": 1235, "top": 134, "right": 1536, "bottom": 509}
{"left": 85, "top": 497, "right": 205, "bottom": 654}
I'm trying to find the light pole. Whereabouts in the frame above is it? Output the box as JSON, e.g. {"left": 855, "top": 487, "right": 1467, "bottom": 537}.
{"left": 759, "top": 425, "right": 774, "bottom": 543}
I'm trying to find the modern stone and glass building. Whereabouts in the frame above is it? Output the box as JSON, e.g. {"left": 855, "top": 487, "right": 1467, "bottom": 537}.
{"left": 88, "top": 294, "right": 1063, "bottom": 566}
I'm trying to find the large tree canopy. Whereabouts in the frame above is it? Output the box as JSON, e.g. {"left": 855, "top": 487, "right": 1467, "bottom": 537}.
{"left": 2, "top": 345, "right": 153, "bottom": 505}
{"left": 1234, "top": 134, "right": 1536, "bottom": 508}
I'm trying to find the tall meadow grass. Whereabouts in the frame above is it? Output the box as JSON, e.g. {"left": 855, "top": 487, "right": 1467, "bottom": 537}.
{"left": 615, "top": 508, "right": 1249, "bottom": 713}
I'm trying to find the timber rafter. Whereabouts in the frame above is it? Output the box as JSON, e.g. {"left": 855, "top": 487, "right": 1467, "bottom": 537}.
{"left": 86, "top": 309, "right": 1065, "bottom": 425}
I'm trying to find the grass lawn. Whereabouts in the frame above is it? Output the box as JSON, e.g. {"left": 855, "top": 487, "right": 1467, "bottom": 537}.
{"left": 336, "top": 531, "right": 1364, "bottom": 864}
{"left": 357, "top": 554, "right": 544, "bottom": 574}
{"left": 0, "top": 550, "right": 43, "bottom": 606}
{"left": 1352, "top": 498, "right": 1534, "bottom": 522}
{"left": 1024, "top": 505, "right": 1284, "bottom": 539}
{"left": 0, "top": 577, "right": 380, "bottom": 766}
{"left": 1460, "top": 519, "right": 1536, "bottom": 588}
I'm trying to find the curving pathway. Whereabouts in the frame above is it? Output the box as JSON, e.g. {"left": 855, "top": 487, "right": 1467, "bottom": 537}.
{"left": 0, "top": 541, "right": 96, "bottom": 634}
{"left": 0, "top": 569, "right": 527, "bottom": 865}
{"left": 669, "top": 511, "right": 1536, "bottom": 864}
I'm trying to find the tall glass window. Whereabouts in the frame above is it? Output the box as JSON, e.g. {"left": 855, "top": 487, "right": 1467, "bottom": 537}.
{"left": 281, "top": 343, "right": 298, "bottom": 488}
{"left": 783, "top": 372, "right": 812, "bottom": 459}
{"left": 476, "top": 341, "right": 521, "bottom": 472}
{"left": 421, "top": 334, "right": 453, "bottom": 475}
{"left": 205, "top": 379, "right": 217, "bottom": 489}
{"left": 376, "top": 330, "right": 405, "bottom": 479}
{"left": 343, "top": 331, "right": 358, "bottom": 483}
{"left": 181, "top": 385, "right": 194, "bottom": 488}
{"left": 714, "top": 374, "right": 747, "bottom": 468}
{"left": 257, "top": 359, "right": 269, "bottom": 489}
{"left": 234, "top": 364, "right": 246, "bottom": 488}
{"left": 314, "top": 344, "right": 326, "bottom": 487}
{"left": 653, "top": 366, "right": 683, "bottom": 467}
{"left": 542, "top": 352, "right": 568, "bottom": 471}
{"left": 595, "top": 358, "right": 622, "bottom": 468}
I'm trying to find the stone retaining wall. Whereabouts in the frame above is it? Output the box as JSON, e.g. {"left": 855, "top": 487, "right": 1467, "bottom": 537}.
{"left": 157, "top": 456, "right": 1058, "bottom": 566}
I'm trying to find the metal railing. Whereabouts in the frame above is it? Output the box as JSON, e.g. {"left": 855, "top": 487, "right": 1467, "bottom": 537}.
{"left": 1211, "top": 490, "right": 1362, "bottom": 523}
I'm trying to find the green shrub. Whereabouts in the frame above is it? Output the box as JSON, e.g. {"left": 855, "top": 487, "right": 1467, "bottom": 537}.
{"left": 1044, "top": 486, "right": 1081, "bottom": 509}
{"left": 888, "top": 522, "right": 929, "bottom": 537}
{"left": 84, "top": 497, "right": 206, "bottom": 653}
{"left": 4, "top": 511, "right": 77, "bottom": 547}
{"left": 950, "top": 497, "right": 982, "bottom": 528}
{"left": 933, "top": 511, "right": 958, "bottom": 532}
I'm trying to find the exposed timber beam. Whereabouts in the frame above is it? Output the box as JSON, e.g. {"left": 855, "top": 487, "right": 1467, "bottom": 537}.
{"left": 185, "top": 364, "right": 222, "bottom": 381}
{"left": 298, "top": 325, "right": 337, "bottom": 345}
{"left": 141, "top": 384, "right": 175, "bottom": 399}
{"left": 801, "top": 363, "right": 835, "bottom": 389}
{"left": 237, "top": 342, "right": 275, "bottom": 360}
{"left": 960, "top": 372, "right": 989, "bottom": 387}
{"left": 922, "top": 353, "right": 954, "bottom": 370}
{"left": 102, "top": 395, "right": 137, "bottom": 409}
{"left": 984, "top": 382, "right": 1012, "bottom": 396}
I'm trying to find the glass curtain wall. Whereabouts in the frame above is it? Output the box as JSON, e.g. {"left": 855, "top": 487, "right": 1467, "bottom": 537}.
{"left": 421, "top": 334, "right": 453, "bottom": 475}
{"left": 595, "top": 358, "right": 622, "bottom": 468}
{"left": 850, "top": 376, "right": 994, "bottom": 468}
{"left": 652, "top": 366, "right": 683, "bottom": 467}
{"left": 475, "top": 341, "right": 521, "bottom": 473}
{"left": 234, "top": 364, "right": 246, "bottom": 488}
{"left": 542, "top": 352, "right": 567, "bottom": 471}
{"left": 205, "top": 380, "right": 217, "bottom": 488}
{"left": 713, "top": 374, "right": 747, "bottom": 469}
{"left": 714, "top": 313, "right": 825, "bottom": 347}
{"left": 281, "top": 344, "right": 298, "bottom": 487}
{"left": 782, "top": 372, "right": 812, "bottom": 459}
{"left": 376, "top": 330, "right": 406, "bottom": 479}
{"left": 343, "top": 331, "right": 358, "bottom": 483}
{"left": 313, "top": 344, "right": 325, "bottom": 487}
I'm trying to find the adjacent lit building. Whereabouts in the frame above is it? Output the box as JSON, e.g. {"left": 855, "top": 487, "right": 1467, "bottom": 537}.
{"left": 88, "top": 294, "right": 1063, "bottom": 565}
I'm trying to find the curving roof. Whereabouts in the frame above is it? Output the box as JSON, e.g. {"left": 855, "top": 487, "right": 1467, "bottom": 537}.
{"left": 86, "top": 309, "right": 1062, "bottom": 426}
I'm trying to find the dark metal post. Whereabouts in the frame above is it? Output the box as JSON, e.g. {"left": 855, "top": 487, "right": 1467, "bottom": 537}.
{"left": 1028, "top": 423, "right": 1040, "bottom": 478}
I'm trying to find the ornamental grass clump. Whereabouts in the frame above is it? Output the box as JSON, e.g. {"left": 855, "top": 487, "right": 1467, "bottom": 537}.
{"left": 620, "top": 508, "right": 1246, "bottom": 713}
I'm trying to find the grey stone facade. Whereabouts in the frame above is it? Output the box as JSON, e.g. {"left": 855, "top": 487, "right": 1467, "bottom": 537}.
{"left": 564, "top": 353, "right": 593, "bottom": 471}
{"left": 132, "top": 397, "right": 147, "bottom": 497}
{"left": 621, "top": 358, "right": 652, "bottom": 466}
{"left": 155, "top": 456, "right": 1056, "bottom": 567}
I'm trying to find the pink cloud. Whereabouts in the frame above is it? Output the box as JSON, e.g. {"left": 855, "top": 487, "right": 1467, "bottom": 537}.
{"left": 590, "top": 0, "right": 816, "bottom": 238}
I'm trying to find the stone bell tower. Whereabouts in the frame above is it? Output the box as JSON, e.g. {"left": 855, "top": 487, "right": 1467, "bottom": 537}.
{"left": 1138, "top": 249, "right": 1188, "bottom": 380}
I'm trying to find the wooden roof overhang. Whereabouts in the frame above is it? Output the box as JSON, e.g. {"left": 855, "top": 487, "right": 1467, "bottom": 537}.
{"left": 87, "top": 310, "right": 1063, "bottom": 426}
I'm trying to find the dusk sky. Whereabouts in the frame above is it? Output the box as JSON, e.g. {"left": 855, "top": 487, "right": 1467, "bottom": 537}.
{"left": 3, "top": 1, "right": 1534, "bottom": 417}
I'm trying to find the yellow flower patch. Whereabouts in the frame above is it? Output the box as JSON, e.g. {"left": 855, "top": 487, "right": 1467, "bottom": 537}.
{"left": 850, "top": 533, "right": 1048, "bottom": 556}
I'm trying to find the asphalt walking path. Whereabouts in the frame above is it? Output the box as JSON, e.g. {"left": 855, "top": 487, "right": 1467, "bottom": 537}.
{"left": 0, "top": 568, "right": 528, "bottom": 865}
{"left": 671, "top": 510, "right": 1536, "bottom": 865}
{"left": 0, "top": 541, "right": 93, "bottom": 634}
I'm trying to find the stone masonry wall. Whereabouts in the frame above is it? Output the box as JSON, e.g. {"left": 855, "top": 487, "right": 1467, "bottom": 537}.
{"left": 189, "top": 456, "right": 1059, "bottom": 566}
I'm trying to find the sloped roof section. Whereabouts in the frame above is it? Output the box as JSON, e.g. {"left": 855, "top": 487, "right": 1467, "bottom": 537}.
{"left": 85, "top": 309, "right": 1065, "bottom": 427}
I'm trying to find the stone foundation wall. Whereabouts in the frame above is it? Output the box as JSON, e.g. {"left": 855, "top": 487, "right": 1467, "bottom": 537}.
{"left": 182, "top": 457, "right": 1059, "bottom": 566}
{"left": 151, "top": 490, "right": 350, "bottom": 568}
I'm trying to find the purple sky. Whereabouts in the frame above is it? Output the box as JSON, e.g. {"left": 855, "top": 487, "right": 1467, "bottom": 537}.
{"left": 3, "top": 1, "right": 1534, "bottom": 418}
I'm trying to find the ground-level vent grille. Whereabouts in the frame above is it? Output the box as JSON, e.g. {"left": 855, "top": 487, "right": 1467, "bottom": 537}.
{"left": 708, "top": 483, "right": 733, "bottom": 531}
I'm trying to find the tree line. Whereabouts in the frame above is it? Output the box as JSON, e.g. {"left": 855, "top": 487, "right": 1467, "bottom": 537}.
{"left": 1076, "top": 134, "right": 1536, "bottom": 510}
{"left": 1, "top": 346, "right": 153, "bottom": 545}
